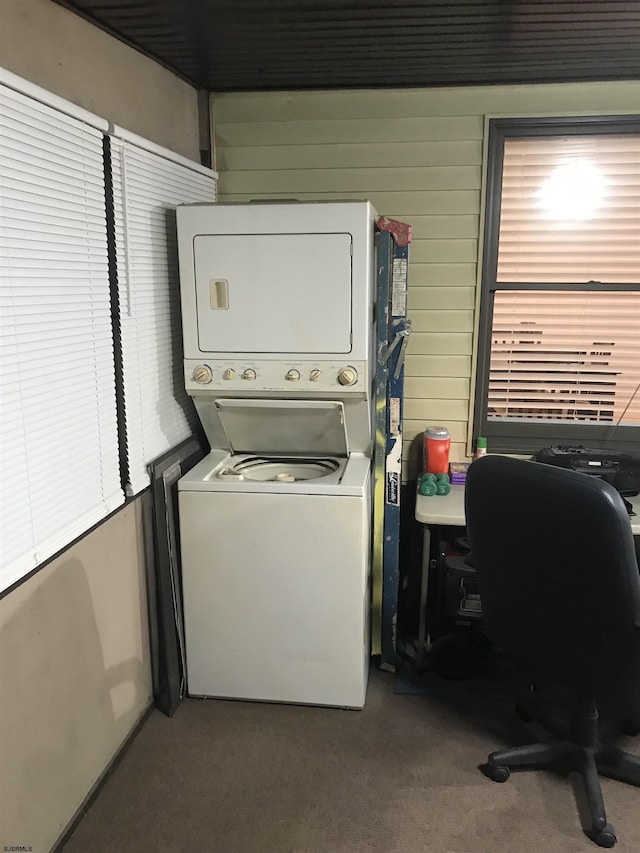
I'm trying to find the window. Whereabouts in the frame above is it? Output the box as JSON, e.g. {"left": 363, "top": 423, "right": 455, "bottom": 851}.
{"left": 474, "top": 117, "right": 640, "bottom": 454}
{"left": 0, "top": 77, "right": 124, "bottom": 593}
{"left": 0, "top": 70, "right": 218, "bottom": 594}
{"left": 109, "top": 131, "right": 217, "bottom": 495}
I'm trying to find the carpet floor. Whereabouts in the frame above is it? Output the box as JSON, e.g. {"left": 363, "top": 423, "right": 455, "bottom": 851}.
{"left": 62, "top": 667, "right": 640, "bottom": 853}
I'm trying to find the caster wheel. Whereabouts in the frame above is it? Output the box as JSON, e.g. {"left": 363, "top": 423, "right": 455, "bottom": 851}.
{"left": 592, "top": 823, "right": 616, "bottom": 848}
{"left": 483, "top": 763, "right": 510, "bottom": 783}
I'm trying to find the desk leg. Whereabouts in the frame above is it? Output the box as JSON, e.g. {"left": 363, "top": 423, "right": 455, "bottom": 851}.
{"left": 416, "top": 525, "right": 432, "bottom": 669}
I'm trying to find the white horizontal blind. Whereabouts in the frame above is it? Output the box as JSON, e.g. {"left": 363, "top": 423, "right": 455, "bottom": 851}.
{"left": 489, "top": 290, "right": 640, "bottom": 425}
{"left": 0, "top": 84, "right": 123, "bottom": 592}
{"left": 489, "top": 130, "right": 640, "bottom": 428}
{"left": 497, "top": 134, "right": 640, "bottom": 284}
{"left": 109, "top": 136, "right": 216, "bottom": 494}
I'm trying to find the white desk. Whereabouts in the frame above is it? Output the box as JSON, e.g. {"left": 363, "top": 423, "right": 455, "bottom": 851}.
{"left": 416, "top": 485, "right": 640, "bottom": 534}
{"left": 414, "top": 485, "right": 640, "bottom": 665}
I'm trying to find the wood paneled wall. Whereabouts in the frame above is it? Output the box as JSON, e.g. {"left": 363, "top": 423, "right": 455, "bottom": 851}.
{"left": 211, "top": 81, "right": 639, "bottom": 479}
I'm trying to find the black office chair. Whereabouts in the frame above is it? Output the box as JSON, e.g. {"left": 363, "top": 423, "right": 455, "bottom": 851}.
{"left": 465, "top": 455, "right": 640, "bottom": 848}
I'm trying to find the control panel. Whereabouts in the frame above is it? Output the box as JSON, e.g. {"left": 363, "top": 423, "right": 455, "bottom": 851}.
{"left": 185, "top": 360, "right": 366, "bottom": 394}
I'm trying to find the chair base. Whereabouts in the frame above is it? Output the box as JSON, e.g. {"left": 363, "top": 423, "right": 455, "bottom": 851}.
{"left": 482, "top": 700, "right": 640, "bottom": 848}
{"left": 482, "top": 740, "right": 640, "bottom": 847}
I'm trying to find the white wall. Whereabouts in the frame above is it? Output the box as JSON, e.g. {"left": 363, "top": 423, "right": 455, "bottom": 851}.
{"left": 0, "top": 0, "right": 200, "bottom": 161}
{"left": 211, "top": 80, "right": 640, "bottom": 478}
{"left": 0, "top": 497, "right": 152, "bottom": 852}
{"left": 0, "top": 2, "right": 202, "bottom": 850}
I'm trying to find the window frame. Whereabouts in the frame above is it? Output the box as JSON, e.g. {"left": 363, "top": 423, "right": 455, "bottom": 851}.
{"left": 473, "top": 115, "right": 640, "bottom": 454}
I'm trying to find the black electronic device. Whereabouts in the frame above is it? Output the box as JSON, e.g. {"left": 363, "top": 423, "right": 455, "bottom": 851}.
{"left": 534, "top": 445, "right": 640, "bottom": 496}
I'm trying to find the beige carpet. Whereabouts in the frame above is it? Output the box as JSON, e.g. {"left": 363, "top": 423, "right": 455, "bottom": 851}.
{"left": 62, "top": 668, "right": 640, "bottom": 853}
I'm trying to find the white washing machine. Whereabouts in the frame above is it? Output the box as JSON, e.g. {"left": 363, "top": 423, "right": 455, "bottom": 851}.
{"left": 176, "top": 201, "right": 377, "bottom": 709}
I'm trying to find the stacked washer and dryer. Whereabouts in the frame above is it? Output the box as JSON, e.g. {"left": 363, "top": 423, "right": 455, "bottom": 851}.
{"left": 176, "top": 201, "right": 377, "bottom": 709}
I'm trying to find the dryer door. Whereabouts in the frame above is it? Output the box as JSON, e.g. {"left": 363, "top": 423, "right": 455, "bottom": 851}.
{"left": 193, "top": 232, "right": 352, "bottom": 354}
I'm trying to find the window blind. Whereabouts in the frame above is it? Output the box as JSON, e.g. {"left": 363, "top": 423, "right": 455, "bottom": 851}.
{"left": 487, "top": 128, "right": 640, "bottom": 430}
{"left": 497, "top": 134, "right": 640, "bottom": 284}
{"left": 489, "top": 290, "right": 640, "bottom": 425}
{"left": 0, "top": 81, "right": 124, "bottom": 593}
{"left": 109, "top": 132, "right": 217, "bottom": 495}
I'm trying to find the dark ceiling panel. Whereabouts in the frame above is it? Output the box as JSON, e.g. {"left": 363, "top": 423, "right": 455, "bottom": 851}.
{"left": 59, "top": 0, "right": 640, "bottom": 91}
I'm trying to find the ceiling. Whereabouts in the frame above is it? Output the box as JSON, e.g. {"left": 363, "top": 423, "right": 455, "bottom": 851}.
{"left": 60, "top": 0, "right": 640, "bottom": 92}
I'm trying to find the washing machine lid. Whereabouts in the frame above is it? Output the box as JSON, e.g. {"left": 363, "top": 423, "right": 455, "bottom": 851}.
{"left": 213, "top": 398, "right": 348, "bottom": 456}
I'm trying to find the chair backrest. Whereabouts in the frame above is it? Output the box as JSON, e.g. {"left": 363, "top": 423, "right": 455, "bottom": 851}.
{"left": 465, "top": 455, "right": 640, "bottom": 703}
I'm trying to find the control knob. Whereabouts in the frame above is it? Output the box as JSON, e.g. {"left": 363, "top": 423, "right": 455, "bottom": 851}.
{"left": 242, "top": 368, "right": 257, "bottom": 381}
{"left": 192, "top": 365, "right": 212, "bottom": 384}
{"left": 223, "top": 368, "right": 235, "bottom": 380}
{"left": 309, "top": 369, "right": 322, "bottom": 382}
{"left": 337, "top": 367, "right": 358, "bottom": 386}
{"left": 286, "top": 369, "right": 301, "bottom": 382}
